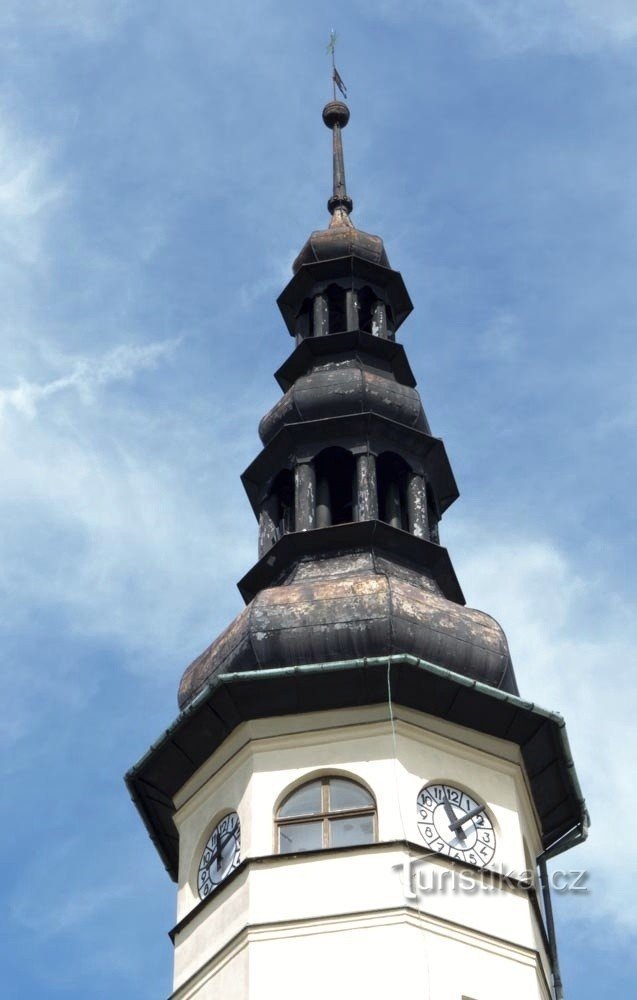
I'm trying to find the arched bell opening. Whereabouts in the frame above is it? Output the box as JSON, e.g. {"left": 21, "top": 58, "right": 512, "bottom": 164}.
{"left": 314, "top": 447, "right": 357, "bottom": 528}
{"left": 376, "top": 452, "right": 411, "bottom": 532}
{"left": 258, "top": 468, "right": 295, "bottom": 556}
{"left": 294, "top": 298, "right": 313, "bottom": 342}
{"left": 358, "top": 287, "right": 389, "bottom": 339}
{"left": 305, "top": 282, "right": 397, "bottom": 339}
{"left": 326, "top": 284, "right": 347, "bottom": 334}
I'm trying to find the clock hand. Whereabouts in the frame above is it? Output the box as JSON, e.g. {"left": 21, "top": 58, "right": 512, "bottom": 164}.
{"left": 206, "top": 832, "right": 226, "bottom": 870}
{"left": 215, "top": 830, "right": 235, "bottom": 869}
{"left": 442, "top": 790, "right": 466, "bottom": 841}
{"left": 448, "top": 803, "right": 485, "bottom": 832}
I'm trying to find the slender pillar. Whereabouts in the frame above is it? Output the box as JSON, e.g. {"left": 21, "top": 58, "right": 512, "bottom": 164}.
{"left": 316, "top": 476, "right": 331, "bottom": 528}
{"left": 356, "top": 454, "right": 378, "bottom": 521}
{"left": 406, "top": 472, "right": 428, "bottom": 539}
{"left": 295, "top": 462, "right": 316, "bottom": 531}
{"left": 345, "top": 289, "right": 359, "bottom": 331}
{"left": 427, "top": 495, "right": 440, "bottom": 544}
{"left": 258, "top": 493, "right": 280, "bottom": 557}
{"left": 313, "top": 294, "right": 329, "bottom": 337}
{"left": 386, "top": 481, "right": 402, "bottom": 530}
{"left": 371, "top": 301, "right": 387, "bottom": 339}
{"left": 351, "top": 466, "right": 359, "bottom": 522}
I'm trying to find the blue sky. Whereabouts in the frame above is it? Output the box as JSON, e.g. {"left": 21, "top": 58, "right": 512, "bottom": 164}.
{"left": 1, "top": 2, "right": 635, "bottom": 996}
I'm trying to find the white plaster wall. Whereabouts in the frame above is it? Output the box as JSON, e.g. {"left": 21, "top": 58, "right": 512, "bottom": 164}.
{"left": 173, "top": 911, "right": 550, "bottom": 1000}
{"left": 170, "top": 705, "right": 550, "bottom": 999}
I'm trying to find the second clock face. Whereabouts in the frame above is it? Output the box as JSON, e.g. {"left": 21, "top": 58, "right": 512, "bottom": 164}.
{"left": 416, "top": 783, "right": 496, "bottom": 868}
{"left": 198, "top": 811, "right": 241, "bottom": 899}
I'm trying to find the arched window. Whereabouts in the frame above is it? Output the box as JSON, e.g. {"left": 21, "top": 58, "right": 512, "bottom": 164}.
{"left": 276, "top": 776, "right": 376, "bottom": 854}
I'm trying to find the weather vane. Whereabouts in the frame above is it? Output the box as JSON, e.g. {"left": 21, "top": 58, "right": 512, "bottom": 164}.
{"left": 326, "top": 29, "right": 347, "bottom": 101}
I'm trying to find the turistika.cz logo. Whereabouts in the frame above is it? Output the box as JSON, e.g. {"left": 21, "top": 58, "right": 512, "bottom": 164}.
{"left": 393, "top": 856, "right": 590, "bottom": 898}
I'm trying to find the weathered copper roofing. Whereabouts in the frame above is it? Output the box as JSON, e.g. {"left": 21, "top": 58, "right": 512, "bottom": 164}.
{"left": 293, "top": 100, "right": 389, "bottom": 273}
{"left": 178, "top": 544, "right": 516, "bottom": 711}
{"left": 275, "top": 331, "right": 417, "bottom": 391}
{"left": 259, "top": 357, "right": 429, "bottom": 445}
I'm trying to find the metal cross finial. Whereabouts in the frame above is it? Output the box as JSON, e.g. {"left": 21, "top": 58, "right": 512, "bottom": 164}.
{"left": 326, "top": 29, "right": 347, "bottom": 101}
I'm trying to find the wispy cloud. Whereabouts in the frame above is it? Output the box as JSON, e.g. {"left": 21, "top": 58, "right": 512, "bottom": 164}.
{"left": 0, "top": 111, "right": 67, "bottom": 269}
{"left": 0, "top": 340, "right": 180, "bottom": 419}
{"left": 0, "top": 0, "right": 129, "bottom": 42}
{"left": 447, "top": 0, "right": 637, "bottom": 54}
{"left": 449, "top": 520, "right": 637, "bottom": 935}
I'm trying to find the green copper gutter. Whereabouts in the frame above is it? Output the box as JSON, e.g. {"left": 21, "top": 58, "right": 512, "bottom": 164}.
{"left": 218, "top": 653, "right": 589, "bottom": 840}
{"left": 126, "top": 653, "right": 589, "bottom": 868}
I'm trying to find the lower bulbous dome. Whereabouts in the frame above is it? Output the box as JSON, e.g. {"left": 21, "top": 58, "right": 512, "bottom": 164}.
{"left": 178, "top": 551, "right": 517, "bottom": 709}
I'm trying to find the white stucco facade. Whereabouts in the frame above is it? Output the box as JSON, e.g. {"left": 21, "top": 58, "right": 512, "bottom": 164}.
{"left": 169, "top": 704, "right": 553, "bottom": 1000}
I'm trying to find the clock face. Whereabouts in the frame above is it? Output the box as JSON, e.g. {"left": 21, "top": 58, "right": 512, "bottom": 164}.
{"left": 198, "top": 811, "right": 241, "bottom": 899}
{"left": 416, "top": 783, "right": 496, "bottom": 868}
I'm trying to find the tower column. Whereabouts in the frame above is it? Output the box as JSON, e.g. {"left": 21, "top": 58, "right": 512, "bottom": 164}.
{"left": 345, "top": 289, "right": 359, "bottom": 330}
{"left": 313, "top": 294, "right": 329, "bottom": 337}
{"left": 295, "top": 462, "right": 316, "bottom": 530}
{"left": 258, "top": 493, "right": 279, "bottom": 557}
{"left": 427, "top": 490, "right": 440, "bottom": 544}
{"left": 356, "top": 453, "right": 378, "bottom": 521}
{"left": 371, "top": 301, "right": 387, "bottom": 338}
{"left": 406, "top": 472, "right": 428, "bottom": 539}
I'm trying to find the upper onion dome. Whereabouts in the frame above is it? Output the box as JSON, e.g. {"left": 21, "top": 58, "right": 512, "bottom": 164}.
{"left": 293, "top": 101, "right": 389, "bottom": 273}
{"left": 258, "top": 361, "right": 428, "bottom": 445}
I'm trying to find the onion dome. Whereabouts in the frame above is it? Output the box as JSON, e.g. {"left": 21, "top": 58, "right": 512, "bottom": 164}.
{"left": 293, "top": 101, "right": 389, "bottom": 273}
{"left": 178, "top": 546, "right": 517, "bottom": 710}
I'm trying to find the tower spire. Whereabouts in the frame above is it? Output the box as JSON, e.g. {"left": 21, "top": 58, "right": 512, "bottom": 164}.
{"left": 324, "top": 32, "right": 353, "bottom": 223}
{"left": 323, "top": 100, "right": 354, "bottom": 221}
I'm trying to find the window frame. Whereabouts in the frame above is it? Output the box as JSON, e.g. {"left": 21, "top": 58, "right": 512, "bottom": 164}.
{"left": 276, "top": 775, "right": 377, "bottom": 854}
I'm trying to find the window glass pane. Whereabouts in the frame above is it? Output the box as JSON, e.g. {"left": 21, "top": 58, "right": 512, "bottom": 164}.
{"left": 278, "top": 821, "right": 323, "bottom": 854}
{"left": 329, "top": 815, "right": 374, "bottom": 848}
{"left": 329, "top": 778, "right": 374, "bottom": 812}
{"left": 278, "top": 780, "right": 322, "bottom": 819}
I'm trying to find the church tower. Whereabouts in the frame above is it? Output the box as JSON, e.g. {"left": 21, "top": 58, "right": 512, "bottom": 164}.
{"left": 126, "top": 97, "right": 588, "bottom": 1000}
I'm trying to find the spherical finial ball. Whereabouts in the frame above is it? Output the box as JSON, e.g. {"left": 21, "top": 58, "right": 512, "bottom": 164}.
{"left": 322, "top": 101, "right": 350, "bottom": 130}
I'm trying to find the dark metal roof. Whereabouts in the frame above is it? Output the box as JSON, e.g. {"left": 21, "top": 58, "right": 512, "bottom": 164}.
{"left": 237, "top": 520, "right": 464, "bottom": 604}
{"left": 275, "top": 332, "right": 417, "bottom": 391}
{"left": 125, "top": 655, "right": 589, "bottom": 882}
{"left": 260, "top": 364, "right": 428, "bottom": 446}
{"left": 179, "top": 530, "right": 512, "bottom": 708}
{"left": 293, "top": 223, "right": 389, "bottom": 273}
{"left": 277, "top": 256, "right": 413, "bottom": 337}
